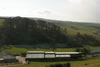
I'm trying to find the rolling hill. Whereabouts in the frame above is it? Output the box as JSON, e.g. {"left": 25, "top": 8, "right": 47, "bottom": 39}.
{"left": 0, "top": 17, "right": 100, "bottom": 38}
{"left": 30, "top": 17, "right": 100, "bottom": 37}
{"left": 0, "top": 17, "right": 100, "bottom": 48}
{"left": 55, "top": 22, "right": 100, "bottom": 36}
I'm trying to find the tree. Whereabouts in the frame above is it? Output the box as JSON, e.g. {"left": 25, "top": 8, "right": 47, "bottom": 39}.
{"left": 75, "top": 48, "right": 81, "bottom": 52}
{"left": 82, "top": 47, "right": 90, "bottom": 56}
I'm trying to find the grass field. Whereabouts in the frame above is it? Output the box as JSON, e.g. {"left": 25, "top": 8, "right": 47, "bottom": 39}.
{"left": 1, "top": 46, "right": 100, "bottom": 55}
{"left": 2, "top": 47, "right": 75, "bottom": 55}
{"left": 11, "top": 57, "right": 100, "bottom": 67}
{"left": 59, "top": 22, "right": 100, "bottom": 38}
{"left": 1, "top": 47, "right": 100, "bottom": 67}
{"left": 1, "top": 47, "right": 98, "bottom": 67}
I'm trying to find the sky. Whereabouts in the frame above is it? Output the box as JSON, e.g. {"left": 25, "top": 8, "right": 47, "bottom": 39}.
{"left": 0, "top": 0, "right": 100, "bottom": 23}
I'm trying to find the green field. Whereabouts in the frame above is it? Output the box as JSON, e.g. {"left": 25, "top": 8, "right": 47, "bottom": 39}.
{"left": 1, "top": 47, "right": 75, "bottom": 55}
{"left": 60, "top": 22, "right": 100, "bottom": 37}
{"left": 11, "top": 57, "right": 100, "bottom": 67}
{"left": 1, "top": 46, "right": 100, "bottom": 54}
{"left": 1, "top": 47, "right": 100, "bottom": 67}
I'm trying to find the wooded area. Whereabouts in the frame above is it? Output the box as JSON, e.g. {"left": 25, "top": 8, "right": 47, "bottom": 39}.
{"left": 0, "top": 17, "right": 99, "bottom": 48}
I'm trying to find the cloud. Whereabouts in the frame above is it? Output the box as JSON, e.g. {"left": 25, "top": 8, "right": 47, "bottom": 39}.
{"left": 0, "top": 0, "right": 100, "bottom": 22}
{"left": 38, "top": 10, "right": 51, "bottom": 14}
{"left": 60, "top": 0, "right": 100, "bottom": 22}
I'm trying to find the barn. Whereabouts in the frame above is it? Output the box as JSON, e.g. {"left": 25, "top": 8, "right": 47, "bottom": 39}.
{"left": 90, "top": 49, "right": 100, "bottom": 57}
{"left": 45, "top": 52, "right": 55, "bottom": 59}
{"left": 26, "top": 51, "right": 82, "bottom": 61}
{"left": 55, "top": 52, "right": 71, "bottom": 58}
{"left": 55, "top": 52, "right": 82, "bottom": 60}
{"left": 0, "top": 51, "right": 16, "bottom": 63}
{"left": 26, "top": 51, "right": 45, "bottom": 61}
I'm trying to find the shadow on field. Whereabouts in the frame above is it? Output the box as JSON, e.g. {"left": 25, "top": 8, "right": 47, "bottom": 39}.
{"left": 26, "top": 58, "right": 85, "bottom": 62}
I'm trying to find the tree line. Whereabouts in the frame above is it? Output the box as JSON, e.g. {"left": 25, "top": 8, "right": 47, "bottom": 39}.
{"left": 0, "top": 17, "right": 99, "bottom": 48}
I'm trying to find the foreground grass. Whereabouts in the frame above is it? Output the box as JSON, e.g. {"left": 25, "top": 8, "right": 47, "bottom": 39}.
{"left": 12, "top": 57, "right": 100, "bottom": 67}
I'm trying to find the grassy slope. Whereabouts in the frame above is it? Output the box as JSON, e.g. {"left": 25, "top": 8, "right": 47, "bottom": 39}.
{"left": 2, "top": 48, "right": 75, "bottom": 55}
{"left": 2, "top": 46, "right": 100, "bottom": 55}
{"left": 42, "top": 18, "right": 100, "bottom": 38}
{"left": 0, "top": 18, "right": 100, "bottom": 37}
{"left": 60, "top": 22, "right": 100, "bottom": 37}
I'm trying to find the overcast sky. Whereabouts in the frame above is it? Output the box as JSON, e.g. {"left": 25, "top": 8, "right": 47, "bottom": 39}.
{"left": 0, "top": 0, "right": 100, "bottom": 23}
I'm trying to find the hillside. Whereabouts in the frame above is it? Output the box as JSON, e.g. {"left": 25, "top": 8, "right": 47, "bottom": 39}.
{"left": 0, "top": 17, "right": 100, "bottom": 48}
{"left": 30, "top": 17, "right": 100, "bottom": 37}
{"left": 0, "top": 17, "right": 100, "bottom": 37}
{"left": 55, "top": 22, "right": 100, "bottom": 36}
{"left": 0, "top": 18, "right": 5, "bottom": 26}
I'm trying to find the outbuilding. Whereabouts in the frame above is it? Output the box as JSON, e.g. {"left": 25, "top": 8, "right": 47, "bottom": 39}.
{"left": 26, "top": 51, "right": 82, "bottom": 61}
{"left": 45, "top": 52, "right": 55, "bottom": 58}
{"left": 26, "top": 51, "right": 45, "bottom": 60}
{"left": 90, "top": 49, "right": 100, "bottom": 57}
{"left": 0, "top": 51, "right": 16, "bottom": 63}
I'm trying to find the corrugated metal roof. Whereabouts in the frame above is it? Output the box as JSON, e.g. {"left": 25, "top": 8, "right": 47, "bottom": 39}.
{"left": 27, "top": 51, "right": 45, "bottom": 54}
{"left": 55, "top": 52, "right": 81, "bottom": 55}
{"left": 45, "top": 52, "right": 55, "bottom": 54}
{"left": 26, "top": 54, "right": 44, "bottom": 58}
{"left": 0, "top": 58, "right": 4, "bottom": 60}
{"left": 0, "top": 51, "right": 16, "bottom": 59}
{"left": 45, "top": 55, "right": 55, "bottom": 58}
{"left": 56, "top": 55, "right": 70, "bottom": 58}
{"left": 90, "top": 50, "right": 100, "bottom": 53}
{"left": 3, "top": 55, "right": 15, "bottom": 59}
{"left": 26, "top": 51, "right": 81, "bottom": 59}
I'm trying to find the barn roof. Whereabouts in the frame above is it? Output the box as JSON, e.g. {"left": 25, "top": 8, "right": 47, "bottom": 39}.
{"left": 26, "top": 54, "right": 44, "bottom": 59}
{"left": 56, "top": 55, "right": 70, "bottom": 58}
{"left": 0, "top": 51, "right": 15, "bottom": 59}
{"left": 55, "top": 52, "right": 81, "bottom": 55}
{"left": 27, "top": 51, "right": 45, "bottom": 54}
{"left": 26, "top": 51, "right": 81, "bottom": 59}
{"left": 0, "top": 58, "right": 4, "bottom": 61}
{"left": 90, "top": 49, "right": 100, "bottom": 53}
{"left": 45, "top": 55, "right": 55, "bottom": 58}
{"left": 45, "top": 52, "right": 55, "bottom": 54}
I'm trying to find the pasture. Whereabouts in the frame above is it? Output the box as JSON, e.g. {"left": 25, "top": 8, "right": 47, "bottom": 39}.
{"left": 1, "top": 46, "right": 100, "bottom": 67}
{"left": 11, "top": 57, "right": 100, "bottom": 67}
{"left": 1, "top": 46, "right": 100, "bottom": 54}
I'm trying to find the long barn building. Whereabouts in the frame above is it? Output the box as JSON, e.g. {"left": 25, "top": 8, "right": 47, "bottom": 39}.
{"left": 26, "top": 51, "right": 82, "bottom": 60}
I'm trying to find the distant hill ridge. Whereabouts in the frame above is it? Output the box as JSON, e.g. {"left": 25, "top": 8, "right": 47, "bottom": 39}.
{"left": 0, "top": 16, "right": 100, "bottom": 37}
{"left": 0, "top": 16, "right": 99, "bottom": 47}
